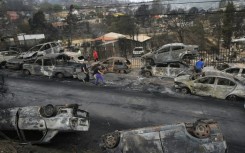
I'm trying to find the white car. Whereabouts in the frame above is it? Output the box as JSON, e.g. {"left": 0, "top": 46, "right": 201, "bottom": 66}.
{"left": 174, "top": 71, "right": 245, "bottom": 101}
{"left": 132, "top": 47, "right": 144, "bottom": 57}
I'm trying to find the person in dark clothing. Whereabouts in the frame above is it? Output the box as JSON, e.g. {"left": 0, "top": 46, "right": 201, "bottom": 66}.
{"left": 81, "top": 63, "right": 90, "bottom": 82}
{"left": 93, "top": 66, "right": 104, "bottom": 85}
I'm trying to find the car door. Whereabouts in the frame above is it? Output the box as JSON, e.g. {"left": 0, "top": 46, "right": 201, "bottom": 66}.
{"left": 51, "top": 42, "right": 60, "bottom": 53}
{"left": 170, "top": 45, "right": 184, "bottom": 60}
{"left": 192, "top": 77, "right": 216, "bottom": 97}
{"left": 213, "top": 77, "right": 236, "bottom": 99}
{"left": 168, "top": 62, "right": 182, "bottom": 77}
{"left": 41, "top": 59, "right": 54, "bottom": 77}
{"left": 152, "top": 63, "right": 168, "bottom": 77}
{"left": 154, "top": 46, "right": 171, "bottom": 63}
{"left": 32, "top": 59, "right": 43, "bottom": 75}
{"left": 40, "top": 44, "right": 52, "bottom": 55}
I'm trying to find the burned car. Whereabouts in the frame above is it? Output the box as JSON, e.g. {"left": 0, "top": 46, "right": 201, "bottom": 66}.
{"left": 174, "top": 71, "right": 245, "bottom": 101}
{"left": 91, "top": 57, "right": 131, "bottom": 74}
{"left": 100, "top": 119, "right": 227, "bottom": 153}
{"left": 0, "top": 104, "right": 89, "bottom": 144}
{"left": 6, "top": 52, "right": 38, "bottom": 70}
{"left": 0, "top": 74, "right": 7, "bottom": 95}
{"left": 0, "top": 51, "right": 19, "bottom": 68}
{"left": 141, "top": 61, "right": 190, "bottom": 78}
{"left": 141, "top": 43, "right": 198, "bottom": 65}
{"left": 22, "top": 53, "right": 80, "bottom": 78}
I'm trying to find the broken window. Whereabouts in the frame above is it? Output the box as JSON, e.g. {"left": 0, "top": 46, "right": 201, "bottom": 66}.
{"left": 43, "top": 59, "right": 52, "bottom": 66}
{"left": 169, "top": 63, "right": 180, "bottom": 68}
{"left": 217, "top": 78, "right": 236, "bottom": 86}
{"left": 114, "top": 60, "right": 123, "bottom": 65}
{"left": 158, "top": 46, "right": 170, "bottom": 53}
{"left": 35, "top": 59, "right": 42, "bottom": 66}
{"left": 195, "top": 77, "right": 215, "bottom": 84}
{"left": 242, "top": 69, "right": 245, "bottom": 74}
{"left": 22, "top": 130, "right": 45, "bottom": 142}
{"left": 29, "top": 45, "right": 42, "bottom": 51}
{"left": 156, "top": 63, "right": 168, "bottom": 67}
{"left": 51, "top": 43, "right": 58, "bottom": 47}
{"left": 172, "top": 46, "right": 184, "bottom": 51}
{"left": 225, "top": 68, "right": 240, "bottom": 75}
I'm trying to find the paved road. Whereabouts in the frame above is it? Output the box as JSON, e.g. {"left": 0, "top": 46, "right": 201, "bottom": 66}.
{"left": 1, "top": 76, "right": 245, "bottom": 153}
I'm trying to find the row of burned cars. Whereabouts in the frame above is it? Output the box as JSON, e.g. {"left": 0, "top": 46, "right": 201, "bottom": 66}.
{"left": 0, "top": 42, "right": 240, "bottom": 153}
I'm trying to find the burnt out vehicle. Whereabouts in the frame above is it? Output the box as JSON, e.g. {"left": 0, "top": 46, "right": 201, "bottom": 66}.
{"left": 141, "top": 43, "right": 198, "bottom": 65}
{"left": 91, "top": 57, "right": 131, "bottom": 74}
{"left": 22, "top": 53, "right": 80, "bottom": 78}
{"left": 174, "top": 71, "right": 245, "bottom": 101}
{"left": 0, "top": 104, "right": 89, "bottom": 144}
{"left": 141, "top": 61, "right": 190, "bottom": 78}
{"left": 5, "top": 52, "right": 37, "bottom": 70}
{"left": 100, "top": 119, "right": 227, "bottom": 153}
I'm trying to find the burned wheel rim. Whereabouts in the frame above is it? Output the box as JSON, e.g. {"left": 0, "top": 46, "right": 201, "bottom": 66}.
{"left": 56, "top": 73, "right": 64, "bottom": 79}
{"left": 103, "top": 132, "right": 120, "bottom": 149}
{"left": 23, "top": 70, "right": 30, "bottom": 75}
{"left": 181, "top": 87, "right": 189, "bottom": 94}
{"left": 144, "top": 71, "right": 151, "bottom": 77}
{"left": 226, "top": 95, "right": 237, "bottom": 102}
{"left": 41, "top": 104, "right": 56, "bottom": 117}
{"left": 193, "top": 122, "right": 211, "bottom": 138}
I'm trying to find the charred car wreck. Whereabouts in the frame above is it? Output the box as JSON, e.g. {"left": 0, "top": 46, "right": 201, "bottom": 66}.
{"left": 0, "top": 104, "right": 89, "bottom": 144}
{"left": 141, "top": 61, "right": 191, "bottom": 78}
{"left": 100, "top": 119, "right": 227, "bottom": 153}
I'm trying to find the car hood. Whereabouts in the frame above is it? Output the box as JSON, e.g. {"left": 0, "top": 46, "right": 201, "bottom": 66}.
{"left": 21, "top": 51, "right": 37, "bottom": 59}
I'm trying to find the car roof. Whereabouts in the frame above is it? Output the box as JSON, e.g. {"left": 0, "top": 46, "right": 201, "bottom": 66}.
{"left": 204, "top": 71, "right": 241, "bottom": 82}
{"left": 106, "top": 57, "right": 127, "bottom": 61}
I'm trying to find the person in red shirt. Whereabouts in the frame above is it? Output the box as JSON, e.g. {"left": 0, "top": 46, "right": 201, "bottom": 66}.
{"left": 93, "top": 50, "right": 98, "bottom": 62}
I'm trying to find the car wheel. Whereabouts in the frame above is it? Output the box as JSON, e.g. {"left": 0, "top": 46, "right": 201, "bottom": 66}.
{"left": 23, "top": 69, "right": 30, "bottom": 76}
{"left": 226, "top": 95, "right": 238, "bottom": 102}
{"left": 193, "top": 122, "right": 211, "bottom": 139}
{"left": 144, "top": 71, "right": 152, "bottom": 77}
{"left": 56, "top": 73, "right": 64, "bottom": 79}
{"left": 102, "top": 132, "right": 120, "bottom": 149}
{"left": 40, "top": 104, "right": 56, "bottom": 117}
{"left": 180, "top": 87, "right": 190, "bottom": 94}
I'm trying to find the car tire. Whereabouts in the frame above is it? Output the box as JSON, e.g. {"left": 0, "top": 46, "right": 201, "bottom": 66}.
{"left": 56, "top": 73, "right": 64, "bottom": 79}
{"left": 40, "top": 104, "right": 56, "bottom": 117}
{"left": 180, "top": 87, "right": 190, "bottom": 94}
{"left": 102, "top": 131, "right": 120, "bottom": 149}
{"left": 193, "top": 121, "right": 211, "bottom": 139}
{"left": 144, "top": 71, "right": 152, "bottom": 77}
{"left": 226, "top": 95, "right": 238, "bottom": 102}
{"left": 23, "top": 69, "right": 31, "bottom": 76}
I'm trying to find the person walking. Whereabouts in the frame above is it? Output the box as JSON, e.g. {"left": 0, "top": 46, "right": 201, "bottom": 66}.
{"left": 195, "top": 58, "right": 205, "bottom": 75}
{"left": 93, "top": 66, "right": 105, "bottom": 85}
{"left": 93, "top": 50, "right": 99, "bottom": 62}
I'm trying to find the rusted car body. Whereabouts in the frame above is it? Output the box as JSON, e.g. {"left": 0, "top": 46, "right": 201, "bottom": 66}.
{"left": 141, "top": 61, "right": 190, "bottom": 78}
{"left": 22, "top": 53, "right": 80, "bottom": 78}
{"left": 0, "top": 51, "right": 19, "bottom": 68}
{"left": 141, "top": 43, "right": 198, "bottom": 65}
{"left": 174, "top": 71, "right": 245, "bottom": 101}
{"left": 100, "top": 119, "right": 227, "bottom": 153}
{"left": 91, "top": 57, "right": 131, "bottom": 74}
{"left": 0, "top": 104, "right": 89, "bottom": 144}
{"left": 0, "top": 75, "right": 7, "bottom": 95}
